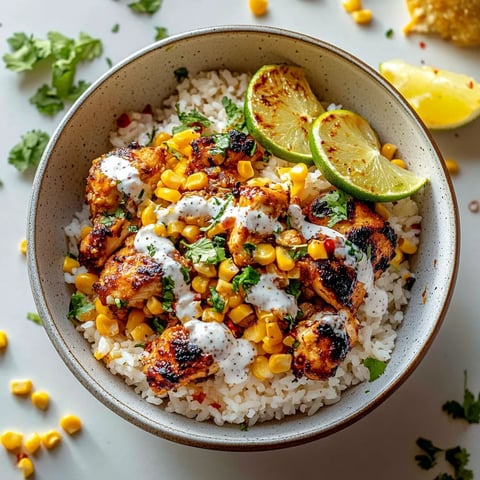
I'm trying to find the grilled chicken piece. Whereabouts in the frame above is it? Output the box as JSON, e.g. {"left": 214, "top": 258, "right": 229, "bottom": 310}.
{"left": 292, "top": 308, "right": 358, "bottom": 380}
{"left": 189, "top": 130, "right": 266, "bottom": 189}
{"left": 305, "top": 191, "right": 397, "bottom": 278}
{"left": 79, "top": 144, "right": 166, "bottom": 270}
{"left": 141, "top": 325, "right": 219, "bottom": 395}
{"left": 227, "top": 185, "right": 290, "bottom": 267}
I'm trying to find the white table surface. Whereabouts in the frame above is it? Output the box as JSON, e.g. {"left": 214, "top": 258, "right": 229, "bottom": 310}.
{"left": 1, "top": 1, "right": 479, "bottom": 479}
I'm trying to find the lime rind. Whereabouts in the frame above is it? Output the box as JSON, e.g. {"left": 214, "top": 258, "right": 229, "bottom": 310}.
{"left": 309, "top": 109, "right": 428, "bottom": 202}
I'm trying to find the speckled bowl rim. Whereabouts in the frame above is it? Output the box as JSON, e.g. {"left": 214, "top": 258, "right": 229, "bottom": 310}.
{"left": 28, "top": 24, "right": 459, "bottom": 451}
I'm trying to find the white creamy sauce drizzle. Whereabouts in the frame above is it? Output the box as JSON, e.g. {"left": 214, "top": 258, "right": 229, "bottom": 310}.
{"left": 312, "top": 310, "right": 349, "bottom": 337}
{"left": 185, "top": 319, "right": 255, "bottom": 385}
{"left": 100, "top": 155, "right": 149, "bottom": 203}
{"left": 134, "top": 225, "right": 201, "bottom": 321}
{"left": 246, "top": 273, "right": 298, "bottom": 318}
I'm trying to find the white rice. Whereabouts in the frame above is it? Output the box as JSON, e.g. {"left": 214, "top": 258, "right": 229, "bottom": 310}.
{"left": 66, "top": 69, "right": 421, "bottom": 426}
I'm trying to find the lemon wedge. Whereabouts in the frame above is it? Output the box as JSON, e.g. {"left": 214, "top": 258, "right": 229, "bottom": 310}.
{"left": 309, "top": 109, "right": 427, "bottom": 202}
{"left": 379, "top": 59, "right": 480, "bottom": 130}
{"left": 244, "top": 64, "right": 324, "bottom": 164}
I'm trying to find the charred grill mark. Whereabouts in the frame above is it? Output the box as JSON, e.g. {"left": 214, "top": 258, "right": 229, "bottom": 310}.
{"left": 317, "top": 261, "right": 357, "bottom": 310}
{"left": 171, "top": 337, "right": 204, "bottom": 364}
{"left": 228, "top": 130, "right": 256, "bottom": 156}
{"left": 316, "top": 323, "right": 350, "bottom": 362}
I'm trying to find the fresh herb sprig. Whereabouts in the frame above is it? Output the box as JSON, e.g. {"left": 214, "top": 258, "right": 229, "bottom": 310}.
{"left": 442, "top": 370, "right": 480, "bottom": 424}
{"left": 8, "top": 130, "right": 50, "bottom": 173}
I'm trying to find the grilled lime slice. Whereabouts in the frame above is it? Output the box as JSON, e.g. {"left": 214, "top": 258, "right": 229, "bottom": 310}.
{"left": 309, "top": 109, "right": 427, "bottom": 202}
{"left": 245, "top": 64, "right": 324, "bottom": 163}
{"left": 380, "top": 59, "right": 480, "bottom": 130}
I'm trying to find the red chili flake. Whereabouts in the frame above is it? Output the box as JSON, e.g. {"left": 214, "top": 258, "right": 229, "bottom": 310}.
{"left": 210, "top": 402, "right": 222, "bottom": 410}
{"left": 411, "top": 223, "right": 422, "bottom": 231}
{"left": 142, "top": 104, "right": 153, "bottom": 115}
{"left": 324, "top": 238, "right": 336, "bottom": 256}
{"left": 224, "top": 319, "right": 243, "bottom": 338}
{"left": 467, "top": 80, "right": 474, "bottom": 89}
{"left": 116, "top": 113, "right": 131, "bottom": 128}
{"left": 192, "top": 392, "right": 206, "bottom": 404}
{"left": 433, "top": 258, "right": 438, "bottom": 268}
{"left": 422, "top": 287, "right": 427, "bottom": 304}
{"left": 468, "top": 200, "right": 479, "bottom": 213}
{"left": 419, "top": 41, "right": 427, "bottom": 49}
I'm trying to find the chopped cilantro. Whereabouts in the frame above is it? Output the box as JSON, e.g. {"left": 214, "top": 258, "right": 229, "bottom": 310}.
{"left": 222, "top": 96, "right": 245, "bottom": 130}
{"left": 232, "top": 266, "right": 260, "bottom": 293}
{"left": 239, "top": 422, "right": 249, "bottom": 431}
{"left": 182, "top": 237, "right": 226, "bottom": 265}
{"left": 29, "top": 84, "right": 65, "bottom": 115}
{"left": 8, "top": 130, "right": 50, "bottom": 173}
{"left": 67, "top": 293, "right": 94, "bottom": 321}
{"left": 112, "top": 24, "right": 120, "bottom": 33}
{"left": 150, "top": 317, "right": 166, "bottom": 334}
{"left": 444, "top": 446, "right": 473, "bottom": 479}
{"left": 415, "top": 437, "right": 442, "bottom": 470}
{"left": 114, "top": 298, "right": 127, "bottom": 309}
{"left": 127, "top": 225, "right": 139, "bottom": 233}
{"left": 442, "top": 370, "right": 480, "bottom": 424}
{"left": 385, "top": 28, "right": 394, "bottom": 38}
{"left": 26, "top": 312, "right": 42, "bottom": 325}
{"left": 106, "top": 57, "right": 113, "bottom": 68}
{"left": 146, "top": 244, "right": 157, "bottom": 257}
{"left": 243, "top": 242, "right": 257, "bottom": 255}
{"left": 209, "top": 132, "right": 230, "bottom": 156}
{"left": 209, "top": 287, "right": 226, "bottom": 313}
{"left": 363, "top": 357, "right": 386, "bottom": 381}
{"left": 288, "top": 244, "right": 308, "bottom": 260}
{"left": 180, "top": 265, "right": 191, "bottom": 283}
{"left": 201, "top": 194, "right": 232, "bottom": 232}
{"left": 128, "top": 0, "right": 163, "bottom": 14}
{"left": 173, "top": 104, "right": 212, "bottom": 134}
{"left": 161, "top": 276, "right": 175, "bottom": 312}
{"left": 174, "top": 67, "right": 188, "bottom": 82}
{"left": 3, "top": 33, "right": 51, "bottom": 72}
{"left": 154, "top": 26, "right": 168, "bottom": 41}
{"left": 312, "top": 189, "right": 350, "bottom": 227}
{"left": 285, "top": 279, "right": 301, "bottom": 299}
{"left": 284, "top": 314, "right": 296, "bottom": 330}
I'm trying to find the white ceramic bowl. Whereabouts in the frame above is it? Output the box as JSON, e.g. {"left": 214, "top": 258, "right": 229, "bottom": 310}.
{"left": 28, "top": 25, "right": 459, "bottom": 450}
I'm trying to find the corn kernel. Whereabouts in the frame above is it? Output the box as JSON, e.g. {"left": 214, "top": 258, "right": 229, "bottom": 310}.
{"left": 380, "top": 143, "right": 397, "bottom": 160}
{"left": 126, "top": 309, "right": 145, "bottom": 333}
{"left": 167, "top": 220, "right": 186, "bottom": 237}
{"left": 262, "top": 338, "right": 284, "bottom": 354}
{"left": 264, "top": 321, "right": 283, "bottom": 345}
{"left": 74, "top": 272, "right": 98, "bottom": 295}
{"left": 228, "top": 303, "right": 254, "bottom": 324}
{"left": 60, "top": 414, "right": 82, "bottom": 435}
{"left": 130, "top": 323, "right": 155, "bottom": 342}
{"left": 251, "top": 355, "right": 273, "bottom": 380}
{"left": 95, "top": 297, "right": 110, "bottom": 315}
{"left": 0, "top": 330, "right": 8, "bottom": 350}
{"left": 237, "top": 160, "right": 255, "bottom": 179}
{"left": 253, "top": 243, "right": 276, "bottom": 265}
{"left": 215, "top": 279, "right": 234, "bottom": 296}
{"left": 390, "top": 248, "right": 404, "bottom": 267}
{"left": 182, "top": 224, "right": 200, "bottom": 243}
{"left": 173, "top": 159, "right": 188, "bottom": 176}
{"left": 227, "top": 293, "right": 243, "bottom": 309}
{"left": 41, "top": 430, "right": 61, "bottom": 450}
{"left": 218, "top": 258, "right": 239, "bottom": 281}
{"left": 153, "top": 223, "right": 167, "bottom": 237}
{"left": 24, "top": 433, "right": 41, "bottom": 455}
{"left": 10, "top": 379, "right": 33, "bottom": 396}
{"left": 96, "top": 313, "right": 119, "bottom": 337}
{"left": 1, "top": 431, "right": 23, "bottom": 451}
{"left": 391, "top": 158, "right": 407, "bottom": 169}
{"left": 445, "top": 158, "right": 459, "bottom": 175}
{"left": 192, "top": 275, "right": 210, "bottom": 294}
{"left": 275, "top": 246, "right": 296, "bottom": 271}
{"left": 153, "top": 131, "right": 171, "bottom": 146}
{"left": 63, "top": 255, "right": 80, "bottom": 274}
{"left": 290, "top": 180, "right": 305, "bottom": 198}
{"left": 80, "top": 226, "right": 92, "bottom": 239}
{"left": 206, "top": 222, "right": 226, "bottom": 238}
{"left": 141, "top": 203, "right": 157, "bottom": 225}
{"left": 398, "top": 237, "right": 418, "bottom": 255}
{"left": 19, "top": 238, "right": 28, "bottom": 255}
{"left": 193, "top": 263, "right": 217, "bottom": 278}
{"left": 243, "top": 318, "right": 267, "bottom": 343}
{"left": 268, "top": 353, "right": 292, "bottom": 374}
{"left": 307, "top": 240, "right": 328, "bottom": 260}
{"left": 202, "top": 308, "right": 225, "bottom": 323}
{"left": 17, "top": 456, "right": 35, "bottom": 478}
{"left": 31, "top": 391, "right": 49, "bottom": 410}
{"left": 146, "top": 296, "right": 163, "bottom": 315}
{"left": 282, "top": 335, "right": 296, "bottom": 347}
{"left": 342, "top": 0, "right": 362, "bottom": 12}
{"left": 374, "top": 203, "right": 390, "bottom": 219}
{"left": 185, "top": 171, "right": 208, "bottom": 190}
{"left": 352, "top": 9, "right": 373, "bottom": 24}
{"left": 156, "top": 187, "right": 182, "bottom": 203}
{"left": 160, "top": 169, "right": 183, "bottom": 190}
{"left": 289, "top": 163, "right": 309, "bottom": 182}
{"left": 257, "top": 311, "right": 276, "bottom": 324}
{"left": 172, "top": 128, "right": 199, "bottom": 149}
{"left": 249, "top": 0, "right": 268, "bottom": 16}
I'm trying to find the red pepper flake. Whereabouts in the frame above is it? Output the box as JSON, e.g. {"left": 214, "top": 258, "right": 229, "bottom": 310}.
{"left": 419, "top": 41, "right": 427, "bottom": 49}
{"left": 224, "top": 319, "right": 243, "bottom": 338}
{"left": 467, "top": 80, "right": 474, "bottom": 89}
{"left": 192, "top": 392, "right": 206, "bottom": 404}
{"left": 468, "top": 200, "right": 479, "bottom": 213}
{"left": 116, "top": 113, "right": 131, "bottom": 128}
{"left": 142, "top": 104, "right": 153, "bottom": 115}
{"left": 210, "top": 402, "right": 222, "bottom": 410}
{"left": 422, "top": 287, "right": 427, "bottom": 304}
{"left": 433, "top": 258, "right": 438, "bottom": 268}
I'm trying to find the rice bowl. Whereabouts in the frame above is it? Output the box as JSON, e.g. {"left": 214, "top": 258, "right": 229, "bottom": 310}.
{"left": 28, "top": 26, "right": 458, "bottom": 450}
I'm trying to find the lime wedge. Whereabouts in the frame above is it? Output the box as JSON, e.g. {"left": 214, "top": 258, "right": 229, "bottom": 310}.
{"left": 309, "top": 109, "right": 428, "bottom": 202}
{"left": 245, "top": 64, "right": 324, "bottom": 164}
{"left": 380, "top": 59, "right": 480, "bottom": 130}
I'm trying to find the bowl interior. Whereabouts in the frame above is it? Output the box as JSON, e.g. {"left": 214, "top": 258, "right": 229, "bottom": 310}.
{"left": 28, "top": 25, "right": 458, "bottom": 450}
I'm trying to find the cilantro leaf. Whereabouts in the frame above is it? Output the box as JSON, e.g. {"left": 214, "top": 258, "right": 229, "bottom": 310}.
{"left": 174, "top": 67, "right": 188, "bottom": 82}
{"left": 363, "top": 357, "right": 387, "bottom": 381}
{"left": 444, "top": 446, "right": 473, "bottom": 480}
{"left": 150, "top": 316, "right": 166, "bottom": 334}
{"left": 285, "top": 279, "right": 301, "bottom": 299}
{"left": 313, "top": 189, "right": 350, "bottom": 227}
{"left": 3, "top": 33, "right": 51, "bottom": 72}
{"left": 288, "top": 244, "right": 308, "bottom": 260}
{"left": 232, "top": 266, "right": 260, "bottom": 293}
{"left": 8, "top": 130, "right": 50, "bottom": 173}
{"left": 161, "top": 276, "right": 175, "bottom": 312}
{"left": 209, "top": 132, "right": 230, "bottom": 156}
{"left": 173, "top": 104, "right": 212, "bottom": 134}
{"left": 154, "top": 26, "right": 168, "bottom": 41}
{"left": 27, "top": 312, "right": 42, "bottom": 325}
{"left": 67, "top": 293, "right": 94, "bottom": 321}
{"left": 222, "top": 96, "right": 245, "bottom": 130}
{"left": 201, "top": 194, "right": 232, "bottom": 232}
{"left": 415, "top": 438, "right": 442, "bottom": 470}
{"left": 29, "top": 84, "right": 65, "bottom": 116}
{"left": 182, "top": 237, "right": 226, "bottom": 265}
{"left": 128, "top": 0, "right": 163, "bottom": 14}
{"left": 442, "top": 370, "right": 480, "bottom": 424}
{"left": 209, "top": 287, "right": 226, "bottom": 313}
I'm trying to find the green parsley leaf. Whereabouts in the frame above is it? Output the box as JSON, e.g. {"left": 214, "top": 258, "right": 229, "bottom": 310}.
{"left": 67, "top": 293, "right": 94, "bottom": 321}
{"left": 232, "top": 266, "right": 260, "bottom": 293}
{"left": 29, "top": 84, "right": 65, "bottom": 116}
{"left": 27, "top": 312, "right": 42, "bottom": 325}
{"left": 442, "top": 370, "right": 480, "bottom": 424}
{"left": 209, "top": 287, "right": 226, "bottom": 313}
{"left": 8, "top": 130, "right": 50, "bottom": 173}
{"left": 154, "top": 26, "right": 168, "bottom": 41}
{"left": 415, "top": 438, "right": 442, "bottom": 470}
{"left": 128, "top": 0, "right": 163, "bottom": 14}
{"left": 363, "top": 357, "right": 387, "bottom": 381}
{"left": 161, "top": 276, "right": 175, "bottom": 312}
{"left": 174, "top": 67, "right": 188, "bottom": 82}
{"left": 182, "top": 237, "right": 226, "bottom": 265}
{"left": 222, "top": 96, "right": 245, "bottom": 130}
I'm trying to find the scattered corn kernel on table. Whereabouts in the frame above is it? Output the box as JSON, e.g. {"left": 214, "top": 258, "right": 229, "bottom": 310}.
{"left": 1, "top": 1, "right": 479, "bottom": 478}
